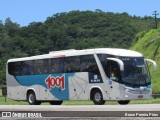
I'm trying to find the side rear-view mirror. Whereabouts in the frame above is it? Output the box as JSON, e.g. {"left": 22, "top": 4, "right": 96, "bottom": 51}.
{"left": 107, "top": 58, "right": 124, "bottom": 71}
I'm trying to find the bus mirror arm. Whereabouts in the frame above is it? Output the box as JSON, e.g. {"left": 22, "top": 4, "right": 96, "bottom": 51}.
{"left": 145, "top": 59, "right": 157, "bottom": 70}
{"left": 107, "top": 58, "right": 124, "bottom": 71}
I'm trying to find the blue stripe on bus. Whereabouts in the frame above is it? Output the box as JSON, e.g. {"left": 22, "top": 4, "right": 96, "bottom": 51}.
{"left": 125, "top": 84, "right": 152, "bottom": 88}
{"left": 15, "top": 73, "right": 75, "bottom": 100}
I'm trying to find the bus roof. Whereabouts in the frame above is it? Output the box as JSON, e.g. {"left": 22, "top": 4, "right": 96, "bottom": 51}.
{"left": 7, "top": 48, "right": 142, "bottom": 62}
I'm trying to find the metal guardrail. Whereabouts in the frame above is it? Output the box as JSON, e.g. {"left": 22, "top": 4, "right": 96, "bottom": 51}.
{"left": 1, "top": 87, "right": 7, "bottom": 96}
{"left": 0, "top": 87, "right": 7, "bottom": 102}
{"left": 152, "top": 94, "right": 160, "bottom": 98}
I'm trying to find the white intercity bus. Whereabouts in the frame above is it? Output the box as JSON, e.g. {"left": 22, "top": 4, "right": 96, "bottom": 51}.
{"left": 6, "top": 48, "right": 157, "bottom": 105}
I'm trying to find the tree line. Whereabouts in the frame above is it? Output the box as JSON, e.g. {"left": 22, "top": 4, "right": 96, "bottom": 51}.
{"left": 0, "top": 10, "right": 158, "bottom": 84}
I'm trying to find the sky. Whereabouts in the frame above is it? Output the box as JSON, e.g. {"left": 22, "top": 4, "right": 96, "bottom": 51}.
{"left": 0, "top": 0, "right": 160, "bottom": 26}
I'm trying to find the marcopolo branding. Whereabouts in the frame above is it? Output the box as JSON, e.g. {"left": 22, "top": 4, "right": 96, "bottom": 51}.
{"left": 45, "top": 74, "right": 65, "bottom": 90}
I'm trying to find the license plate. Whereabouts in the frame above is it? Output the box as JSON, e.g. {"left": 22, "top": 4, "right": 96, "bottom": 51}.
{"left": 138, "top": 95, "right": 143, "bottom": 98}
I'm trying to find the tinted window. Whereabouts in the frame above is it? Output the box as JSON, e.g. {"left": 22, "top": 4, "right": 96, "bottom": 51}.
{"left": 64, "top": 56, "right": 80, "bottom": 73}
{"left": 8, "top": 62, "right": 21, "bottom": 75}
{"left": 50, "top": 58, "right": 64, "bottom": 73}
{"left": 98, "top": 54, "right": 117, "bottom": 77}
{"left": 34, "top": 60, "right": 43, "bottom": 74}
{"left": 8, "top": 62, "right": 14, "bottom": 75}
{"left": 8, "top": 55, "right": 100, "bottom": 75}
{"left": 80, "top": 55, "right": 100, "bottom": 75}
{"left": 8, "top": 58, "right": 63, "bottom": 75}
{"left": 34, "top": 59, "right": 49, "bottom": 74}
{"left": 97, "top": 54, "right": 108, "bottom": 71}
{"left": 43, "top": 59, "right": 49, "bottom": 74}
{"left": 21, "top": 61, "right": 34, "bottom": 75}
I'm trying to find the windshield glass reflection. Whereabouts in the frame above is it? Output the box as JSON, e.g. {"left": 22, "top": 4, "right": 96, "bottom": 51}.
{"left": 120, "top": 57, "right": 150, "bottom": 86}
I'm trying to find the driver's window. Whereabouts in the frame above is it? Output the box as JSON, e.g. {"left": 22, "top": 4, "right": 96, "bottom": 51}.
{"left": 107, "top": 61, "right": 120, "bottom": 82}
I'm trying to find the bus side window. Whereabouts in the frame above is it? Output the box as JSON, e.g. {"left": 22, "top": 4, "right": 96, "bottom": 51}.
{"left": 50, "top": 58, "right": 64, "bottom": 74}
{"left": 43, "top": 59, "right": 49, "bottom": 74}
{"left": 50, "top": 59, "right": 58, "bottom": 73}
{"left": 107, "top": 61, "right": 120, "bottom": 82}
{"left": 8, "top": 62, "right": 21, "bottom": 75}
{"left": 36, "top": 60, "right": 44, "bottom": 74}
{"left": 97, "top": 54, "right": 108, "bottom": 72}
{"left": 71, "top": 57, "right": 80, "bottom": 72}
{"left": 24, "top": 61, "right": 34, "bottom": 75}
{"left": 8, "top": 62, "right": 14, "bottom": 75}
{"left": 22, "top": 62, "right": 29, "bottom": 75}
{"left": 80, "top": 55, "right": 100, "bottom": 75}
{"left": 64, "top": 56, "right": 80, "bottom": 73}
{"left": 80, "top": 62, "right": 86, "bottom": 71}
{"left": 59, "top": 59, "right": 64, "bottom": 73}
{"left": 64, "top": 61, "right": 69, "bottom": 72}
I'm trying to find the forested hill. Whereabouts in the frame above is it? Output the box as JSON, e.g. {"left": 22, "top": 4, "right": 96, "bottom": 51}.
{"left": 0, "top": 10, "right": 156, "bottom": 83}
{"left": 131, "top": 29, "right": 160, "bottom": 93}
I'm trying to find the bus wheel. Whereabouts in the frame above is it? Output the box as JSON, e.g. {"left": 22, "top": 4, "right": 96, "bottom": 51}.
{"left": 27, "top": 91, "right": 41, "bottom": 105}
{"left": 49, "top": 101, "right": 63, "bottom": 105}
{"left": 118, "top": 100, "right": 130, "bottom": 105}
{"left": 92, "top": 90, "right": 105, "bottom": 105}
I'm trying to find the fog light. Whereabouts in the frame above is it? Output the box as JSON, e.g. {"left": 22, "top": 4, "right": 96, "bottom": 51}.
{"left": 125, "top": 95, "right": 128, "bottom": 98}
{"left": 149, "top": 88, "right": 152, "bottom": 92}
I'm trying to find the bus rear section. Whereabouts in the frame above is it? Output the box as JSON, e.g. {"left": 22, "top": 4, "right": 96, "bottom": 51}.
{"left": 6, "top": 53, "right": 108, "bottom": 105}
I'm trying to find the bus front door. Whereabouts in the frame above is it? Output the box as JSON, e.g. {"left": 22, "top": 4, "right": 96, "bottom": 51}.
{"left": 107, "top": 61, "right": 121, "bottom": 100}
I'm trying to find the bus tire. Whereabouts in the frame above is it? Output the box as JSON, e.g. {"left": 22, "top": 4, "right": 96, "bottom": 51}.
{"left": 49, "top": 101, "right": 63, "bottom": 105}
{"left": 118, "top": 100, "right": 130, "bottom": 105}
{"left": 27, "top": 91, "right": 41, "bottom": 105}
{"left": 91, "top": 89, "right": 105, "bottom": 105}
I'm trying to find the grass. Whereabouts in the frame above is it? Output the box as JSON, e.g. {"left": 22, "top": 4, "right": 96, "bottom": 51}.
{"left": 131, "top": 29, "right": 160, "bottom": 93}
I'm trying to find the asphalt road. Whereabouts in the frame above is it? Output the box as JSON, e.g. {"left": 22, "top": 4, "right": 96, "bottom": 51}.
{"left": 0, "top": 104, "right": 160, "bottom": 119}
{"left": 0, "top": 104, "right": 160, "bottom": 111}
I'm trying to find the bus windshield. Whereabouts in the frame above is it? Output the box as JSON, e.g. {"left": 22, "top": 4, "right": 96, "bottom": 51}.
{"left": 120, "top": 57, "right": 151, "bottom": 86}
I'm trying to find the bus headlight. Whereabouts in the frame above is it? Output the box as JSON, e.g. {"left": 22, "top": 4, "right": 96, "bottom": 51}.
{"left": 125, "top": 89, "right": 129, "bottom": 92}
